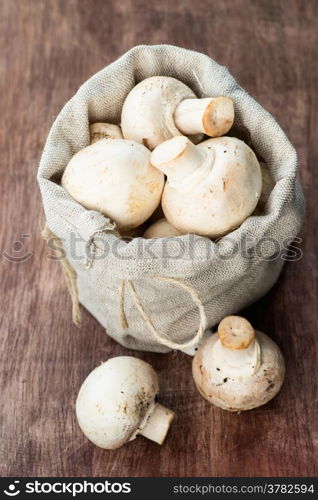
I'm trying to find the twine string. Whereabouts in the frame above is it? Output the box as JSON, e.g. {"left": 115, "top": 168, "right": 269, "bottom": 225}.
{"left": 41, "top": 226, "right": 81, "bottom": 326}
{"left": 85, "top": 222, "right": 116, "bottom": 269}
{"left": 42, "top": 225, "right": 207, "bottom": 350}
{"left": 119, "top": 276, "right": 207, "bottom": 350}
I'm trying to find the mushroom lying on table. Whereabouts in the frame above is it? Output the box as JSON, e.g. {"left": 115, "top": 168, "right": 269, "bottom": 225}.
{"left": 62, "top": 139, "right": 164, "bottom": 231}
{"left": 121, "top": 76, "right": 234, "bottom": 150}
{"left": 192, "top": 316, "right": 285, "bottom": 411}
{"left": 76, "top": 356, "right": 175, "bottom": 450}
{"left": 150, "top": 135, "right": 262, "bottom": 238}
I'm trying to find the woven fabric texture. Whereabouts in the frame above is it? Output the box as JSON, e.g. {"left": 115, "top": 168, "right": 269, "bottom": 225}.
{"left": 38, "top": 45, "right": 305, "bottom": 353}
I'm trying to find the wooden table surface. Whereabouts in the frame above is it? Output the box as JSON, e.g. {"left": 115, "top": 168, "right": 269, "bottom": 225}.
{"left": 1, "top": 0, "right": 317, "bottom": 477}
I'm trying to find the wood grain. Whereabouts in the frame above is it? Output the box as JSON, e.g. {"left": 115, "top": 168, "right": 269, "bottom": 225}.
{"left": 0, "top": 0, "right": 317, "bottom": 477}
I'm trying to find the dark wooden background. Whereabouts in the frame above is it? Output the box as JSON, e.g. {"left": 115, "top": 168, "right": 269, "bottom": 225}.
{"left": 0, "top": 0, "right": 317, "bottom": 477}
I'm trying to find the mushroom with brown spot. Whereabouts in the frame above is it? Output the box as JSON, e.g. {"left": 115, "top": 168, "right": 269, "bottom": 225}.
{"left": 121, "top": 76, "right": 234, "bottom": 150}
{"left": 89, "top": 122, "right": 123, "bottom": 144}
{"left": 76, "top": 356, "right": 175, "bottom": 450}
{"left": 150, "top": 135, "right": 262, "bottom": 237}
{"left": 192, "top": 316, "right": 285, "bottom": 411}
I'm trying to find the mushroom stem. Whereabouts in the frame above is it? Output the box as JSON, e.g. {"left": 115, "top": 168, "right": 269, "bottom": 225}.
{"left": 218, "top": 315, "right": 255, "bottom": 350}
{"left": 174, "top": 96, "right": 234, "bottom": 137}
{"left": 213, "top": 338, "right": 261, "bottom": 377}
{"left": 139, "top": 403, "right": 175, "bottom": 445}
{"left": 151, "top": 136, "right": 209, "bottom": 183}
{"left": 215, "top": 316, "right": 261, "bottom": 376}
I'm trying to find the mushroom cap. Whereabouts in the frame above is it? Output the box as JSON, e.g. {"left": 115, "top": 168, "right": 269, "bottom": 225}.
{"left": 143, "top": 218, "right": 183, "bottom": 238}
{"left": 89, "top": 122, "right": 123, "bottom": 143}
{"left": 121, "top": 76, "right": 195, "bottom": 150}
{"left": 161, "top": 136, "right": 262, "bottom": 237}
{"left": 62, "top": 139, "right": 164, "bottom": 231}
{"left": 76, "top": 356, "right": 159, "bottom": 450}
{"left": 192, "top": 331, "right": 285, "bottom": 411}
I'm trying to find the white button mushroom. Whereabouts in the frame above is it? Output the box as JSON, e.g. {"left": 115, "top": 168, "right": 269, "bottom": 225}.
{"left": 121, "top": 76, "right": 234, "bottom": 150}
{"left": 143, "top": 218, "right": 183, "bottom": 238}
{"left": 62, "top": 139, "right": 164, "bottom": 231}
{"left": 76, "top": 356, "right": 175, "bottom": 450}
{"left": 192, "top": 316, "right": 285, "bottom": 411}
{"left": 89, "top": 122, "right": 123, "bottom": 143}
{"left": 150, "top": 135, "right": 262, "bottom": 238}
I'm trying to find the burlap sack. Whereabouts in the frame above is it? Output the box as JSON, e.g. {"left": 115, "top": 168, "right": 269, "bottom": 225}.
{"left": 38, "top": 45, "right": 304, "bottom": 353}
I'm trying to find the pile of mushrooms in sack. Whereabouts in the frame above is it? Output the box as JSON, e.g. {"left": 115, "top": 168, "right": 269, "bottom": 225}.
{"left": 62, "top": 76, "right": 284, "bottom": 450}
